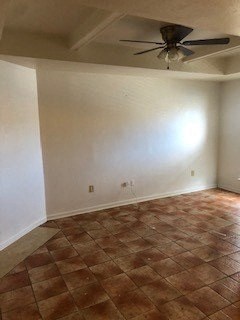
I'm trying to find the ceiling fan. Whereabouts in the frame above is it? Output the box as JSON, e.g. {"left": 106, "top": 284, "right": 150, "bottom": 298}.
{"left": 120, "top": 25, "right": 230, "bottom": 69}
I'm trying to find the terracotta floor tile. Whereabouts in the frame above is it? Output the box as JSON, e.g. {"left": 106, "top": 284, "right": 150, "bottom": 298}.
{"left": 61, "top": 226, "right": 84, "bottom": 236}
{"left": 193, "top": 232, "right": 218, "bottom": 245}
{"left": 41, "top": 221, "right": 59, "bottom": 229}
{"left": 100, "top": 218, "right": 121, "bottom": 228}
{"left": 73, "top": 241, "right": 101, "bottom": 256}
{"left": 178, "top": 224, "right": 206, "bottom": 236}
{"left": 81, "top": 250, "right": 111, "bottom": 267}
{"left": 162, "top": 229, "right": 188, "bottom": 241}
{"left": 148, "top": 222, "right": 173, "bottom": 234}
{"left": 95, "top": 235, "right": 120, "bottom": 249}
{"left": 104, "top": 243, "right": 132, "bottom": 259}
{"left": 127, "top": 265, "right": 160, "bottom": 286}
{"left": 101, "top": 273, "right": 137, "bottom": 297}
{"left": 90, "top": 261, "right": 123, "bottom": 280}
{"left": 131, "top": 308, "right": 168, "bottom": 320}
{"left": 25, "top": 252, "right": 53, "bottom": 270}
{"left": 187, "top": 287, "right": 230, "bottom": 316}
{"left": 67, "top": 232, "right": 92, "bottom": 244}
{"left": 73, "top": 214, "right": 98, "bottom": 224}
{"left": 176, "top": 237, "right": 204, "bottom": 250}
{"left": 56, "top": 256, "right": 86, "bottom": 275}
{"left": 209, "top": 310, "right": 232, "bottom": 319}
{"left": 50, "top": 246, "right": 78, "bottom": 262}
{"left": 210, "top": 256, "right": 240, "bottom": 275}
{"left": 141, "top": 278, "right": 181, "bottom": 307}
{"left": 151, "top": 258, "right": 184, "bottom": 278}
{"left": 112, "top": 289, "right": 154, "bottom": 319}
{"left": 210, "top": 305, "right": 240, "bottom": 320}
{"left": 56, "top": 218, "right": 77, "bottom": 229}
{"left": 210, "top": 240, "right": 240, "bottom": 256}
{"left": 226, "top": 235, "right": 240, "bottom": 248}
{"left": 136, "top": 248, "right": 167, "bottom": 266}
{"left": 131, "top": 225, "right": 157, "bottom": 238}
{"left": 50, "top": 231, "right": 65, "bottom": 240}
{"left": 210, "top": 277, "right": 240, "bottom": 303}
{"left": 166, "top": 270, "right": 205, "bottom": 294}
{"left": 126, "top": 239, "right": 152, "bottom": 252}
{"left": 172, "top": 251, "right": 204, "bottom": 269}
{"left": 0, "top": 271, "right": 30, "bottom": 294}
{"left": 159, "top": 296, "right": 206, "bottom": 320}
{"left": 82, "top": 300, "right": 124, "bottom": 320}
{"left": 71, "top": 282, "right": 109, "bottom": 310}
{"left": 28, "top": 263, "right": 60, "bottom": 283}
{"left": 63, "top": 268, "right": 96, "bottom": 290}
{"left": 56, "top": 313, "right": 85, "bottom": 320}
{"left": 33, "top": 246, "right": 55, "bottom": 255}
{"left": 81, "top": 221, "right": 102, "bottom": 231}
{"left": 46, "top": 237, "right": 71, "bottom": 251}
{"left": 144, "top": 233, "right": 171, "bottom": 246}
{"left": 0, "top": 286, "right": 35, "bottom": 313}
{"left": 228, "top": 251, "right": 240, "bottom": 263}
{"left": 191, "top": 245, "right": 224, "bottom": 262}
{"left": 2, "top": 189, "right": 240, "bottom": 320}
{"left": 114, "top": 253, "right": 146, "bottom": 272}
{"left": 116, "top": 215, "right": 138, "bottom": 224}
{"left": 32, "top": 276, "right": 68, "bottom": 301}
{"left": 189, "top": 263, "right": 226, "bottom": 284}
{"left": 105, "top": 224, "right": 131, "bottom": 235}
{"left": 157, "top": 242, "right": 187, "bottom": 256}
{"left": 87, "top": 228, "right": 111, "bottom": 240}
{"left": 8, "top": 262, "right": 26, "bottom": 275}
{"left": 116, "top": 230, "right": 141, "bottom": 243}
{"left": 38, "top": 292, "right": 77, "bottom": 319}
{"left": 231, "top": 272, "right": 240, "bottom": 282}
{"left": 1, "top": 303, "right": 42, "bottom": 320}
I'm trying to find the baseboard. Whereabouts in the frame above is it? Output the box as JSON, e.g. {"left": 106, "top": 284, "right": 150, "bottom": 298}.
{"left": 218, "top": 183, "right": 240, "bottom": 194}
{"left": 48, "top": 184, "right": 217, "bottom": 220}
{"left": 0, "top": 217, "right": 47, "bottom": 251}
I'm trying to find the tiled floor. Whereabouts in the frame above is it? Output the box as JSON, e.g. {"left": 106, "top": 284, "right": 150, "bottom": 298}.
{"left": 1, "top": 189, "right": 240, "bottom": 319}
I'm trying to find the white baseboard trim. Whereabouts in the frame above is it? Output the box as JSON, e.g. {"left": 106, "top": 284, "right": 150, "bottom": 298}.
{"left": 218, "top": 184, "right": 240, "bottom": 194}
{"left": 48, "top": 184, "right": 217, "bottom": 220}
{"left": 0, "top": 217, "right": 47, "bottom": 251}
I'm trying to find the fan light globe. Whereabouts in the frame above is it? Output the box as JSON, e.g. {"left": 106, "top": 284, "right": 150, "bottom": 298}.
{"left": 157, "top": 48, "right": 168, "bottom": 60}
{"left": 177, "top": 49, "right": 185, "bottom": 60}
{"left": 168, "top": 47, "right": 179, "bottom": 61}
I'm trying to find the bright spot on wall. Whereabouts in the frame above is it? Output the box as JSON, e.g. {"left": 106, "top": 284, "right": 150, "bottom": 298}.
{"left": 177, "top": 108, "right": 207, "bottom": 152}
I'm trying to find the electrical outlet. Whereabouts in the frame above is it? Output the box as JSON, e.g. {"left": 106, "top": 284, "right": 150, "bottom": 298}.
{"left": 191, "top": 170, "right": 195, "bottom": 177}
{"left": 89, "top": 185, "right": 94, "bottom": 192}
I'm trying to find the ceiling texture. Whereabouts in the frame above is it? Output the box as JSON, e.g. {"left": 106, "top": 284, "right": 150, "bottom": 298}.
{"left": 1, "top": 0, "right": 240, "bottom": 79}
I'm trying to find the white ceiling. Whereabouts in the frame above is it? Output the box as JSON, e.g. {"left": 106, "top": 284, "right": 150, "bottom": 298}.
{"left": 0, "top": 0, "right": 240, "bottom": 78}
{"left": 6, "top": 0, "right": 94, "bottom": 36}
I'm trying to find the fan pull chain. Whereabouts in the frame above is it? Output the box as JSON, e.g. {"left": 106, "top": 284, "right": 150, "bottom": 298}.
{"left": 167, "top": 60, "right": 170, "bottom": 70}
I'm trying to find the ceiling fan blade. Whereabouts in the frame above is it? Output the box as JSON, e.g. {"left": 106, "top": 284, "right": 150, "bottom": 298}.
{"left": 174, "top": 25, "right": 194, "bottom": 42}
{"left": 183, "top": 38, "right": 230, "bottom": 46}
{"left": 120, "top": 39, "right": 164, "bottom": 45}
{"left": 178, "top": 45, "right": 194, "bottom": 56}
{"left": 134, "top": 46, "right": 164, "bottom": 55}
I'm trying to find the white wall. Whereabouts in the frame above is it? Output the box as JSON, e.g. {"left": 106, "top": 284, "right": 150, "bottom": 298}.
{"left": 37, "top": 67, "right": 220, "bottom": 218}
{"left": 0, "top": 61, "right": 46, "bottom": 250}
{"left": 218, "top": 80, "right": 240, "bottom": 193}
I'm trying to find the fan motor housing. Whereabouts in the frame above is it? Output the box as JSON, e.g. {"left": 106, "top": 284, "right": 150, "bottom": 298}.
{"left": 160, "top": 25, "right": 178, "bottom": 44}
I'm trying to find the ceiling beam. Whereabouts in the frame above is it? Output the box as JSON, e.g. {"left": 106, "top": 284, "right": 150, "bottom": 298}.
{"left": 0, "top": 0, "right": 11, "bottom": 40}
{"left": 183, "top": 36, "right": 240, "bottom": 63}
{"left": 69, "top": 9, "right": 125, "bottom": 50}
